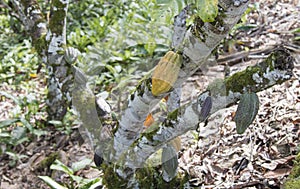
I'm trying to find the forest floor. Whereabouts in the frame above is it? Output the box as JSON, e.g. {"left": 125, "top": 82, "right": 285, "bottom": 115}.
{"left": 0, "top": 0, "right": 300, "bottom": 189}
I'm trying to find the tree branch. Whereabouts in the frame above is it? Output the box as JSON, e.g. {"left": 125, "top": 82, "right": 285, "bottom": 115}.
{"left": 122, "top": 47, "right": 295, "bottom": 169}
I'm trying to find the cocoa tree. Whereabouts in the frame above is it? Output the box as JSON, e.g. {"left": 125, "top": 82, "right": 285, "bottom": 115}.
{"left": 71, "top": 1, "right": 294, "bottom": 188}
{"left": 5, "top": 0, "right": 295, "bottom": 188}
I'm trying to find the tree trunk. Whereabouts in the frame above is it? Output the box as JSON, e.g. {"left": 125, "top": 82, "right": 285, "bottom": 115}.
{"left": 10, "top": 0, "right": 74, "bottom": 121}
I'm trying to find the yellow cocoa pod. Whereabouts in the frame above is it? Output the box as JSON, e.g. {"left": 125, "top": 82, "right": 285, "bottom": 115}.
{"left": 152, "top": 51, "right": 182, "bottom": 96}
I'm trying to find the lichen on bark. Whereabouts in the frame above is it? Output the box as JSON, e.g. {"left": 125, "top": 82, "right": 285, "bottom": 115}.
{"left": 224, "top": 47, "right": 294, "bottom": 96}
{"left": 12, "top": 0, "right": 47, "bottom": 57}
{"left": 46, "top": 0, "right": 73, "bottom": 121}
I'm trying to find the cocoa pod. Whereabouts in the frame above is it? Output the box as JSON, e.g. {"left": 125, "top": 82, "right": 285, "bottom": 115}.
{"left": 234, "top": 92, "right": 259, "bottom": 134}
{"left": 152, "top": 51, "right": 182, "bottom": 96}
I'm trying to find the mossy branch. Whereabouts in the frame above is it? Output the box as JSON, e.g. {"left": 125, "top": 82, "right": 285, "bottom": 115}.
{"left": 101, "top": 47, "right": 295, "bottom": 188}
{"left": 122, "top": 47, "right": 295, "bottom": 169}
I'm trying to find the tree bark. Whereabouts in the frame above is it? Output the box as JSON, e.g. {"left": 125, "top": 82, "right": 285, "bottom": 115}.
{"left": 46, "top": 0, "right": 73, "bottom": 121}
{"left": 122, "top": 47, "right": 295, "bottom": 169}
{"left": 90, "top": 1, "right": 295, "bottom": 188}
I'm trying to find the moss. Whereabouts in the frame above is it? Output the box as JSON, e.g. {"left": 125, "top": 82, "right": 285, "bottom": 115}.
{"left": 49, "top": 0, "right": 68, "bottom": 35}
{"left": 191, "top": 17, "right": 206, "bottom": 42}
{"left": 142, "top": 125, "right": 160, "bottom": 142}
{"left": 290, "top": 153, "right": 300, "bottom": 178}
{"left": 224, "top": 49, "right": 292, "bottom": 95}
{"left": 102, "top": 164, "right": 128, "bottom": 189}
{"left": 33, "top": 33, "right": 47, "bottom": 55}
{"left": 51, "top": 0, "right": 66, "bottom": 7}
{"left": 136, "top": 79, "right": 146, "bottom": 97}
{"left": 284, "top": 178, "right": 300, "bottom": 189}
{"left": 283, "top": 153, "right": 300, "bottom": 189}
{"left": 102, "top": 163, "right": 189, "bottom": 189}
{"left": 224, "top": 66, "right": 261, "bottom": 94}
{"left": 167, "top": 109, "right": 179, "bottom": 122}
{"left": 37, "top": 152, "right": 59, "bottom": 171}
{"left": 136, "top": 166, "right": 188, "bottom": 189}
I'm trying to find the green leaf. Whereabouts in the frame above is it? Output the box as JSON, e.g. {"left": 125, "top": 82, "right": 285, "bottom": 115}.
{"left": 0, "top": 91, "right": 22, "bottom": 106}
{"left": 161, "top": 145, "right": 178, "bottom": 182}
{"left": 234, "top": 92, "right": 259, "bottom": 134}
{"left": 38, "top": 176, "right": 68, "bottom": 189}
{"left": 71, "top": 158, "right": 92, "bottom": 172}
{"left": 48, "top": 120, "right": 63, "bottom": 126}
{"left": 292, "top": 27, "right": 300, "bottom": 33}
{"left": 196, "top": 0, "right": 218, "bottom": 22}
{"left": 32, "top": 129, "right": 48, "bottom": 137}
{"left": 70, "top": 174, "right": 84, "bottom": 184}
{"left": 11, "top": 126, "right": 26, "bottom": 140}
{"left": 19, "top": 117, "right": 34, "bottom": 132}
{"left": 50, "top": 160, "right": 74, "bottom": 175}
{"left": 0, "top": 119, "right": 19, "bottom": 128}
{"left": 0, "top": 132, "right": 11, "bottom": 138}
{"left": 144, "top": 38, "right": 156, "bottom": 56}
{"left": 81, "top": 178, "right": 102, "bottom": 189}
{"left": 294, "top": 36, "right": 300, "bottom": 41}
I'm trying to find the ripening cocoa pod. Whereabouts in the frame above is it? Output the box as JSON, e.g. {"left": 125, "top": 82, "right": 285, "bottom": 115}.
{"left": 234, "top": 92, "right": 259, "bottom": 134}
{"left": 152, "top": 51, "right": 182, "bottom": 96}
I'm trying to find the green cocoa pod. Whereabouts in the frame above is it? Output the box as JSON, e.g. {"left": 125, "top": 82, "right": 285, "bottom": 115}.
{"left": 234, "top": 92, "right": 259, "bottom": 134}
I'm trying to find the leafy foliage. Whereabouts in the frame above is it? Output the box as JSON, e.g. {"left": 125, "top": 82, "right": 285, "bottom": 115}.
{"left": 196, "top": 0, "right": 218, "bottom": 22}
{"left": 0, "top": 21, "right": 48, "bottom": 153}
{"left": 0, "top": 13, "right": 38, "bottom": 84}
{"left": 39, "top": 159, "right": 101, "bottom": 189}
